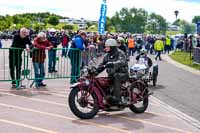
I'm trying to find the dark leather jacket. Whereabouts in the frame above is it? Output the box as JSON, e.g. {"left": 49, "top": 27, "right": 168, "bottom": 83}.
{"left": 97, "top": 47, "right": 129, "bottom": 77}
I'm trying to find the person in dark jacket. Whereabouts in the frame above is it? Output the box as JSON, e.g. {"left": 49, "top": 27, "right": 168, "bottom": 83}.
{"left": 117, "top": 37, "right": 128, "bottom": 59}
{"left": 96, "top": 39, "right": 129, "bottom": 104}
{"left": 47, "top": 28, "right": 60, "bottom": 73}
{"left": 197, "top": 36, "right": 200, "bottom": 47}
{"left": 9, "top": 28, "right": 32, "bottom": 88}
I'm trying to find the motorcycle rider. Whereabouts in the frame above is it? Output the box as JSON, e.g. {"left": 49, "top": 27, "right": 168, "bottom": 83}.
{"left": 96, "top": 38, "right": 129, "bottom": 104}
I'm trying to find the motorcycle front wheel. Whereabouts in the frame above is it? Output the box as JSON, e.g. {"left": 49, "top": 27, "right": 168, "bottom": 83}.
{"left": 68, "top": 87, "right": 99, "bottom": 119}
{"left": 129, "top": 82, "right": 149, "bottom": 113}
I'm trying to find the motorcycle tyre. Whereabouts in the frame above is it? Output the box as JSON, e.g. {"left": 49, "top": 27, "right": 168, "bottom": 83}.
{"left": 68, "top": 87, "right": 99, "bottom": 119}
{"left": 152, "top": 74, "right": 158, "bottom": 86}
{"left": 129, "top": 83, "right": 149, "bottom": 113}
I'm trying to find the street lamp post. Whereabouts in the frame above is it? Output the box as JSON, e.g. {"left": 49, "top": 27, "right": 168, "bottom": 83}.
{"left": 174, "top": 10, "right": 179, "bottom": 20}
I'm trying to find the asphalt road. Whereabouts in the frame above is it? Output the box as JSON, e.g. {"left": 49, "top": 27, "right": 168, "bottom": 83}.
{"left": 0, "top": 39, "right": 200, "bottom": 133}
{"left": 149, "top": 55, "right": 200, "bottom": 122}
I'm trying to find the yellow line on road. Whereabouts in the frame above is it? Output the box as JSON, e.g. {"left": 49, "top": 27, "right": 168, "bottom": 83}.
{"left": 115, "top": 116, "right": 192, "bottom": 133}
{"left": 149, "top": 103, "right": 160, "bottom": 107}
{"left": 0, "top": 92, "right": 67, "bottom": 107}
{"left": 146, "top": 111, "right": 180, "bottom": 119}
{"left": 0, "top": 119, "right": 57, "bottom": 133}
{"left": 35, "top": 91, "right": 68, "bottom": 98}
{"left": 0, "top": 92, "right": 180, "bottom": 120}
{"left": 0, "top": 103, "right": 133, "bottom": 133}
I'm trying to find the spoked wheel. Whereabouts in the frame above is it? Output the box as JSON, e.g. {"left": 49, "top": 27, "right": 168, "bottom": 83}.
{"left": 68, "top": 87, "right": 99, "bottom": 119}
{"left": 129, "top": 82, "right": 149, "bottom": 113}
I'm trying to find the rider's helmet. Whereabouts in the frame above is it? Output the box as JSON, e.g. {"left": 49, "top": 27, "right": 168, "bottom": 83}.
{"left": 105, "top": 38, "right": 118, "bottom": 53}
{"left": 105, "top": 38, "right": 118, "bottom": 47}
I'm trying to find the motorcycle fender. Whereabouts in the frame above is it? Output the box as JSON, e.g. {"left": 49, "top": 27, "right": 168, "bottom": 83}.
{"left": 91, "top": 86, "right": 104, "bottom": 108}
{"left": 70, "top": 82, "right": 81, "bottom": 88}
{"left": 70, "top": 84, "right": 104, "bottom": 108}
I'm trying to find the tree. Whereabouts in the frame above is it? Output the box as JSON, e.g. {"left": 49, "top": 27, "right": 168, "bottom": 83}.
{"left": 33, "top": 23, "right": 43, "bottom": 32}
{"left": 105, "top": 17, "right": 114, "bottom": 32}
{"left": 192, "top": 16, "right": 200, "bottom": 24}
{"left": 110, "top": 7, "right": 148, "bottom": 33}
{"left": 12, "top": 15, "right": 21, "bottom": 24}
{"left": 146, "top": 13, "right": 167, "bottom": 34}
{"left": 180, "top": 20, "right": 195, "bottom": 34}
{"left": 86, "top": 21, "right": 93, "bottom": 28}
{"left": 47, "top": 16, "right": 59, "bottom": 26}
{"left": 173, "top": 19, "right": 181, "bottom": 26}
{"left": 62, "top": 25, "right": 74, "bottom": 30}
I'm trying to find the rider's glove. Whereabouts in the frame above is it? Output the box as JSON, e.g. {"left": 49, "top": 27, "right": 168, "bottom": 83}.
{"left": 105, "top": 62, "right": 114, "bottom": 68}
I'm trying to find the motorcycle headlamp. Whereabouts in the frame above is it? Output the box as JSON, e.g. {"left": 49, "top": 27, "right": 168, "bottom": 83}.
{"left": 85, "top": 79, "right": 90, "bottom": 85}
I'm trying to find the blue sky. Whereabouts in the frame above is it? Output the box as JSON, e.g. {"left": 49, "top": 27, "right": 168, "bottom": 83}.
{"left": 0, "top": 0, "right": 200, "bottom": 23}
{"left": 182, "top": 0, "right": 200, "bottom": 2}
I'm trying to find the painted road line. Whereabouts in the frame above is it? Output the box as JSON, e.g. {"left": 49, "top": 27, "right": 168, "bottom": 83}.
{"left": 0, "top": 92, "right": 67, "bottom": 107}
{"left": 0, "top": 119, "right": 57, "bottom": 133}
{"left": 0, "top": 92, "right": 177, "bottom": 120}
{"left": 30, "top": 91, "right": 161, "bottom": 107}
{"left": 31, "top": 91, "right": 68, "bottom": 98}
{"left": 0, "top": 103, "right": 132, "bottom": 133}
{"left": 0, "top": 91, "right": 162, "bottom": 110}
{"left": 115, "top": 116, "right": 191, "bottom": 133}
{"left": 152, "top": 96, "right": 200, "bottom": 129}
{"left": 38, "top": 91, "right": 159, "bottom": 107}
{"left": 35, "top": 91, "right": 161, "bottom": 107}
{"left": 145, "top": 111, "right": 180, "bottom": 119}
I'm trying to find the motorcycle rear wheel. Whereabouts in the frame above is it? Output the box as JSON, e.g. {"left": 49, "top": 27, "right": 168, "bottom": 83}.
{"left": 129, "top": 82, "right": 149, "bottom": 113}
{"left": 153, "top": 75, "right": 157, "bottom": 86}
{"left": 68, "top": 87, "right": 99, "bottom": 119}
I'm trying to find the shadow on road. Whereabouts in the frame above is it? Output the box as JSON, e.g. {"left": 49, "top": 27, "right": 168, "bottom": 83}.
{"left": 7, "top": 88, "right": 53, "bottom": 97}
{"left": 71, "top": 111, "right": 158, "bottom": 131}
{"left": 149, "top": 84, "right": 166, "bottom": 91}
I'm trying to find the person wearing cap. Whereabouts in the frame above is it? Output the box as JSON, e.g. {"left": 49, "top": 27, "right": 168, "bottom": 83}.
{"left": 96, "top": 38, "right": 129, "bottom": 104}
{"left": 47, "top": 28, "right": 60, "bottom": 73}
{"left": 68, "top": 31, "right": 87, "bottom": 84}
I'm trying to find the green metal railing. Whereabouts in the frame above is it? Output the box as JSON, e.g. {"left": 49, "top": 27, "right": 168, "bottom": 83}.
{"left": 26, "top": 48, "right": 81, "bottom": 83}
{"left": 0, "top": 47, "right": 81, "bottom": 88}
{"left": 0, "top": 48, "right": 26, "bottom": 89}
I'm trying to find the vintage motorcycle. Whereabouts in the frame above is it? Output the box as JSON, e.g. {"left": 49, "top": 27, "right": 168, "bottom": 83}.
{"left": 68, "top": 65, "right": 152, "bottom": 119}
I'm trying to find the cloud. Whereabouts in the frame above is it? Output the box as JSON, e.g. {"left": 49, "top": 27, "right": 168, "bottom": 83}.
{"left": 0, "top": 0, "right": 199, "bottom": 22}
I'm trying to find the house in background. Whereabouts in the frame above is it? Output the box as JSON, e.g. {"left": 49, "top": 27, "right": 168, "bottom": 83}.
{"left": 59, "top": 18, "right": 97, "bottom": 30}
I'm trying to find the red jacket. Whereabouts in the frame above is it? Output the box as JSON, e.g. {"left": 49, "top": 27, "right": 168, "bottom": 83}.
{"left": 32, "top": 37, "right": 53, "bottom": 63}
{"left": 61, "top": 35, "right": 69, "bottom": 47}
